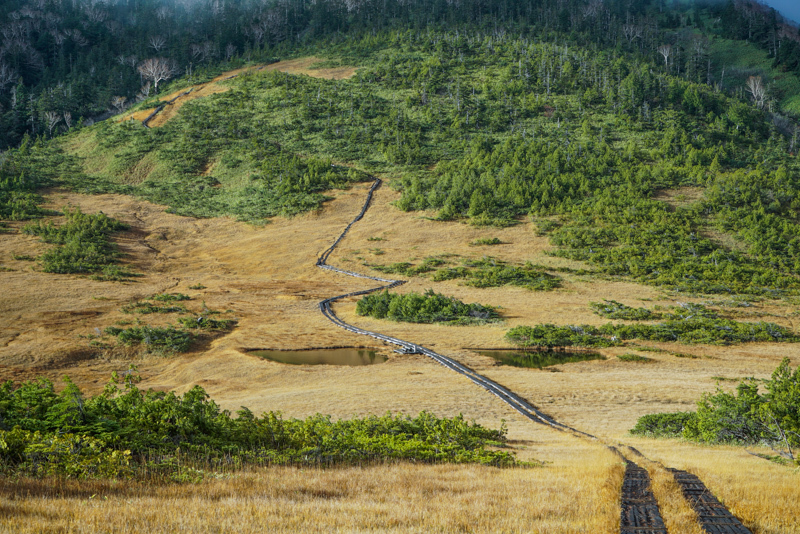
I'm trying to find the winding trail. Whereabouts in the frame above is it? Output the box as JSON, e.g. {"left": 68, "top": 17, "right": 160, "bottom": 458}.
{"left": 316, "top": 179, "right": 589, "bottom": 436}
{"left": 315, "top": 177, "right": 754, "bottom": 534}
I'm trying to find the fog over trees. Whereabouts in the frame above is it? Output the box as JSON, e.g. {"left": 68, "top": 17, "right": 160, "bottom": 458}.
{"left": 0, "top": 0, "right": 798, "bottom": 149}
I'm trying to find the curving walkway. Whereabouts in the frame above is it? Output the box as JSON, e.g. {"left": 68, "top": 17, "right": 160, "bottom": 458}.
{"left": 314, "top": 177, "right": 754, "bottom": 534}
{"left": 315, "top": 179, "right": 589, "bottom": 436}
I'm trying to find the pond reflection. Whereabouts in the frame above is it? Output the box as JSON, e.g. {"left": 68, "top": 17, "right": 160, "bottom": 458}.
{"left": 252, "top": 348, "right": 387, "bottom": 366}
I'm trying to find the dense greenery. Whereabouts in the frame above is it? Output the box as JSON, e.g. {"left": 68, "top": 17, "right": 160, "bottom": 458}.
{"left": 0, "top": 136, "right": 75, "bottom": 220}
{"left": 631, "top": 358, "right": 800, "bottom": 463}
{"left": 1, "top": 3, "right": 797, "bottom": 294}
{"left": 590, "top": 300, "right": 658, "bottom": 321}
{"left": 371, "top": 256, "right": 561, "bottom": 291}
{"left": 22, "top": 207, "right": 128, "bottom": 274}
{"left": 3, "top": 0, "right": 798, "bottom": 149}
{"left": 507, "top": 303, "right": 797, "bottom": 347}
{"left": 630, "top": 412, "right": 697, "bottom": 438}
{"left": 505, "top": 324, "right": 620, "bottom": 349}
{"left": 0, "top": 372, "right": 517, "bottom": 479}
{"left": 75, "top": 118, "right": 372, "bottom": 222}
{"left": 479, "top": 349, "right": 604, "bottom": 369}
{"left": 103, "top": 325, "right": 194, "bottom": 355}
{"left": 356, "top": 289, "right": 499, "bottom": 325}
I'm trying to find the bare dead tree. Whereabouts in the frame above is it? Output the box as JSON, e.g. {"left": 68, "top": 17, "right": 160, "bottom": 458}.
{"left": 104, "top": 20, "right": 123, "bottom": 37}
{"left": 190, "top": 42, "right": 216, "bottom": 63}
{"left": 155, "top": 6, "right": 172, "bottom": 22}
{"left": 63, "top": 111, "right": 72, "bottom": 130}
{"left": 148, "top": 35, "right": 166, "bottom": 53}
{"left": 137, "top": 81, "right": 152, "bottom": 101}
{"left": 0, "top": 62, "right": 17, "bottom": 92}
{"left": 249, "top": 23, "right": 266, "bottom": 45}
{"left": 746, "top": 75, "right": 767, "bottom": 109}
{"left": 111, "top": 95, "right": 127, "bottom": 112}
{"left": 657, "top": 44, "right": 672, "bottom": 69}
{"left": 44, "top": 110, "right": 60, "bottom": 137}
{"left": 84, "top": 6, "right": 108, "bottom": 23}
{"left": 622, "top": 23, "right": 642, "bottom": 44}
{"left": 225, "top": 43, "right": 237, "bottom": 61}
{"left": 64, "top": 29, "right": 88, "bottom": 47}
{"left": 137, "top": 58, "right": 177, "bottom": 93}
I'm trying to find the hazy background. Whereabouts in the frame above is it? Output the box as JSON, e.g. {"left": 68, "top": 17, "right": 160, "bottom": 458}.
{"left": 760, "top": 0, "right": 800, "bottom": 24}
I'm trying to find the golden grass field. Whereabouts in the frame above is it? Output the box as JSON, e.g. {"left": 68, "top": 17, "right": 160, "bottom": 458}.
{"left": 1, "top": 63, "right": 799, "bottom": 533}
{"left": 1, "top": 444, "right": 622, "bottom": 534}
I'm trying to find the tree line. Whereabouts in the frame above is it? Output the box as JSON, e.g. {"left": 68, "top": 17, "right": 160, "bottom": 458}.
{"left": 2, "top": 0, "right": 798, "bottom": 149}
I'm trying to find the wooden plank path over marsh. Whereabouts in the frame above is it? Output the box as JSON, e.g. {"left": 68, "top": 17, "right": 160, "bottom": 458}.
{"left": 314, "top": 177, "right": 754, "bottom": 534}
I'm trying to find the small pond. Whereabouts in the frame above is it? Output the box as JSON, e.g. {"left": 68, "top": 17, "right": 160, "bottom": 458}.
{"left": 252, "top": 348, "right": 388, "bottom": 366}
{"left": 477, "top": 349, "right": 605, "bottom": 369}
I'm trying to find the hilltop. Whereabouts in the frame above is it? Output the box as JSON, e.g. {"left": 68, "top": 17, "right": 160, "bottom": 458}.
{"left": 1, "top": 1, "right": 800, "bottom": 533}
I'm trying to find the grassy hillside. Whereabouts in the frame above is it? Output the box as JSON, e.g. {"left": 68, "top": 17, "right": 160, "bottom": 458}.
{"left": 47, "top": 29, "right": 800, "bottom": 300}
{"left": 2, "top": 9, "right": 800, "bottom": 534}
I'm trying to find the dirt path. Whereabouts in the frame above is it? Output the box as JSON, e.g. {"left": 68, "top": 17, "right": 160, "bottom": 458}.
{"left": 129, "top": 57, "right": 358, "bottom": 128}
{"left": 315, "top": 177, "right": 755, "bottom": 534}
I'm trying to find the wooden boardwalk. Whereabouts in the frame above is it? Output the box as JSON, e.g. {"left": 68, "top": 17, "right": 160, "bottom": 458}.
{"left": 314, "top": 176, "right": 757, "bottom": 534}
{"left": 669, "top": 469, "right": 752, "bottom": 534}
{"left": 620, "top": 462, "right": 668, "bottom": 534}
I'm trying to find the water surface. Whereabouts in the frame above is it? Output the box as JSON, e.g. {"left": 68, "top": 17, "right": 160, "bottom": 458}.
{"left": 477, "top": 349, "right": 604, "bottom": 369}
{"left": 252, "top": 348, "right": 387, "bottom": 366}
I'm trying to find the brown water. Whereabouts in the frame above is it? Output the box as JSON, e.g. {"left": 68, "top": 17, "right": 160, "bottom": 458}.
{"left": 252, "top": 348, "right": 388, "bottom": 366}
{"left": 477, "top": 349, "right": 604, "bottom": 369}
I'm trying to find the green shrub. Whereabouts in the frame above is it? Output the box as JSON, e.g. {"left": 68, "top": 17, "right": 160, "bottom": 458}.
{"left": 152, "top": 293, "right": 192, "bottom": 302}
{"left": 630, "top": 412, "right": 697, "bottom": 438}
{"left": 177, "top": 316, "right": 236, "bottom": 330}
{"left": 505, "top": 324, "right": 619, "bottom": 348}
{"left": 104, "top": 326, "right": 193, "bottom": 354}
{"left": 0, "top": 428, "right": 132, "bottom": 479}
{"left": 0, "top": 373, "right": 518, "bottom": 478}
{"left": 357, "top": 289, "right": 500, "bottom": 325}
{"left": 121, "top": 301, "right": 188, "bottom": 314}
{"left": 23, "top": 208, "right": 129, "bottom": 274}
{"left": 631, "top": 359, "right": 800, "bottom": 461}
{"left": 590, "top": 300, "right": 657, "bottom": 320}
{"left": 471, "top": 237, "right": 502, "bottom": 246}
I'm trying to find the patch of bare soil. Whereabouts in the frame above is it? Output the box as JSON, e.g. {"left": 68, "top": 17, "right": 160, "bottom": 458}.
{"left": 118, "top": 57, "right": 358, "bottom": 127}
{"left": 653, "top": 186, "right": 705, "bottom": 210}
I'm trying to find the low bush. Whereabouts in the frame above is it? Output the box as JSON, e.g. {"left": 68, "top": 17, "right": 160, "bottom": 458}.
{"left": 505, "top": 324, "right": 620, "bottom": 348}
{"left": 631, "top": 359, "right": 800, "bottom": 462}
{"left": 630, "top": 412, "right": 697, "bottom": 438}
{"left": 121, "top": 301, "right": 188, "bottom": 314}
{"left": 617, "top": 354, "right": 653, "bottom": 363}
{"left": 371, "top": 256, "right": 560, "bottom": 291}
{"left": 152, "top": 293, "right": 192, "bottom": 302}
{"left": 590, "top": 300, "right": 657, "bottom": 320}
{"left": 508, "top": 303, "right": 796, "bottom": 348}
{"left": 177, "top": 316, "right": 236, "bottom": 330}
{"left": 357, "top": 289, "right": 500, "bottom": 325}
{"left": 23, "top": 208, "right": 129, "bottom": 274}
{"left": 471, "top": 237, "right": 502, "bottom": 246}
{"left": 0, "top": 373, "right": 518, "bottom": 479}
{"left": 104, "top": 326, "right": 193, "bottom": 354}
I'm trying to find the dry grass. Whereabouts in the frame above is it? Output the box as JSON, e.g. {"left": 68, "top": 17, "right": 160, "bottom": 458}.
{"left": 1, "top": 174, "right": 799, "bottom": 528}
{"left": 0, "top": 443, "right": 621, "bottom": 534}
{"left": 620, "top": 447, "right": 704, "bottom": 534}
{"left": 625, "top": 438, "right": 800, "bottom": 534}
